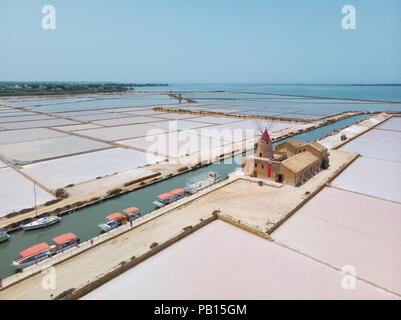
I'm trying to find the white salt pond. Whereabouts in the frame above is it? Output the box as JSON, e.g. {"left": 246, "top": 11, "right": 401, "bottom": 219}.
{"left": 23, "top": 148, "right": 166, "bottom": 189}
{"left": 77, "top": 124, "right": 168, "bottom": 141}
{"left": 331, "top": 157, "right": 401, "bottom": 203}
{"left": 117, "top": 131, "right": 225, "bottom": 158}
{"left": 2, "top": 118, "right": 79, "bottom": 130}
{"left": 83, "top": 220, "right": 396, "bottom": 300}
{"left": 376, "top": 117, "right": 401, "bottom": 131}
{"left": 340, "top": 132, "right": 401, "bottom": 162}
{"left": 0, "top": 128, "right": 66, "bottom": 145}
{"left": 0, "top": 167, "right": 54, "bottom": 217}
{"left": 0, "top": 136, "right": 111, "bottom": 162}
{"left": 92, "top": 116, "right": 162, "bottom": 127}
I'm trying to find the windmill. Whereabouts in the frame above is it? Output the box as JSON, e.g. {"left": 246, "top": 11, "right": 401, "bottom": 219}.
{"left": 253, "top": 118, "right": 275, "bottom": 138}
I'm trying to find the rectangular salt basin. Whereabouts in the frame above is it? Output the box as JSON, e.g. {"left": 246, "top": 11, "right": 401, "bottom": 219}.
{"left": 332, "top": 157, "right": 401, "bottom": 203}
{"left": 0, "top": 128, "right": 66, "bottom": 145}
{"left": 0, "top": 136, "right": 111, "bottom": 163}
{"left": 354, "top": 129, "right": 401, "bottom": 144}
{"left": 2, "top": 119, "right": 79, "bottom": 129}
{"left": 120, "top": 110, "right": 168, "bottom": 116}
{"left": 78, "top": 124, "right": 167, "bottom": 141}
{"left": 23, "top": 148, "right": 166, "bottom": 189}
{"left": 149, "top": 113, "right": 200, "bottom": 120}
{"left": 272, "top": 187, "right": 401, "bottom": 295}
{"left": 0, "top": 115, "right": 55, "bottom": 123}
{"left": 117, "top": 132, "right": 225, "bottom": 158}
{"left": 92, "top": 116, "right": 162, "bottom": 127}
{"left": 52, "top": 124, "right": 102, "bottom": 132}
{"left": 0, "top": 111, "right": 37, "bottom": 117}
{"left": 150, "top": 120, "right": 213, "bottom": 131}
{"left": 71, "top": 113, "right": 132, "bottom": 122}
{"left": 83, "top": 220, "right": 396, "bottom": 300}
{"left": 26, "top": 94, "right": 173, "bottom": 112}
{"left": 340, "top": 131, "right": 401, "bottom": 162}
{"left": 189, "top": 116, "right": 244, "bottom": 125}
{"left": 0, "top": 167, "right": 54, "bottom": 217}
{"left": 377, "top": 117, "right": 401, "bottom": 131}
{"left": 55, "top": 110, "right": 111, "bottom": 117}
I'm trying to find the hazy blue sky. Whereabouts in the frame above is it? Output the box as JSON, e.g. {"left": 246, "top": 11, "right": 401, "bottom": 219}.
{"left": 1, "top": 0, "right": 400, "bottom": 83}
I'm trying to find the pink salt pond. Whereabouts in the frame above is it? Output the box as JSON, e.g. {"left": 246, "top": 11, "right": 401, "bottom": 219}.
{"left": 272, "top": 187, "right": 401, "bottom": 296}
{"left": 83, "top": 220, "right": 397, "bottom": 300}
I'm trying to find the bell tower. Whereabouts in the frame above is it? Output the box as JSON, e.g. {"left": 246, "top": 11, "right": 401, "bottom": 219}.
{"left": 256, "top": 129, "right": 273, "bottom": 159}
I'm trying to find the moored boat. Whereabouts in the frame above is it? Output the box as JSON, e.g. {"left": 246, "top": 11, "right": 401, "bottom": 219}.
{"left": 21, "top": 183, "right": 61, "bottom": 231}
{"left": 123, "top": 206, "right": 141, "bottom": 220}
{"left": 185, "top": 171, "right": 222, "bottom": 194}
{"left": 22, "top": 215, "right": 61, "bottom": 231}
{"left": 0, "top": 230, "right": 10, "bottom": 243}
{"left": 11, "top": 233, "right": 80, "bottom": 269}
{"left": 11, "top": 242, "right": 52, "bottom": 269}
{"left": 153, "top": 188, "right": 185, "bottom": 208}
{"left": 98, "top": 212, "right": 127, "bottom": 232}
{"left": 52, "top": 233, "right": 80, "bottom": 252}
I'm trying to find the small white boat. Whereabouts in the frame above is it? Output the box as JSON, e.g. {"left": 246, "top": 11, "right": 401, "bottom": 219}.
{"left": 22, "top": 215, "right": 61, "bottom": 231}
{"left": 153, "top": 188, "right": 185, "bottom": 208}
{"left": 0, "top": 230, "right": 10, "bottom": 243}
{"left": 12, "top": 233, "right": 80, "bottom": 270}
{"left": 185, "top": 171, "right": 222, "bottom": 194}
{"left": 21, "top": 183, "right": 61, "bottom": 231}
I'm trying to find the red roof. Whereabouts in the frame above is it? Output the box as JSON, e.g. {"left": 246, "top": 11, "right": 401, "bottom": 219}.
{"left": 170, "top": 188, "right": 185, "bottom": 195}
{"left": 123, "top": 207, "right": 139, "bottom": 214}
{"left": 157, "top": 188, "right": 185, "bottom": 199}
{"left": 52, "top": 233, "right": 77, "bottom": 245}
{"left": 261, "top": 129, "right": 270, "bottom": 141}
{"left": 106, "top": 212, "right": 124, "bottom": 221}
{"left": 20, "top": 242, "right": 50, "bottom": 258}
{"left": 157, "top": 192, "right": 173, "bottom": 200}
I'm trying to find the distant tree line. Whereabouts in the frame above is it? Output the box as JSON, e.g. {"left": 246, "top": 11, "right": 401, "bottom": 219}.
{"left": 0, "top": 82, "right": 168, "bottom": 96}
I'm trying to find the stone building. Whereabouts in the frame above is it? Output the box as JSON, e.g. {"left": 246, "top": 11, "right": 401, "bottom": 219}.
{"left": 243, "top": 130, "right": 328, "bottom": 186}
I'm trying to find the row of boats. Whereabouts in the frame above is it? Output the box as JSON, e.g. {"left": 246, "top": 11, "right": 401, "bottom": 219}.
{"left": 10, "top": 206, "right": 142, "bottom": 270}
{"left": 153, "top": 171, "right": 222, "bottom": 208}
{"left": 2, "top": 171, "right": 222, "bottom": 271}
{"left": 12, "top": 233, "right": 80, "bottom": 269}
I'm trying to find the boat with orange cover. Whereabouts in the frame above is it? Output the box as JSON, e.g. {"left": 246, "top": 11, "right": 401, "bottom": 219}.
{"left": 98, "top": 212, "right": 127, "bottom": 232}
{"left": 11, "top": 233, "right": 80, "bottom": 269}
{"left": 153, "top": 188, "right": 185, "bottom": 208}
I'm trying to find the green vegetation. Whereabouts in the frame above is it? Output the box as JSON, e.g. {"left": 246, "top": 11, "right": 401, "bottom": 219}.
{"left": 0, "top": 82, "right": 168, "bottom": 96}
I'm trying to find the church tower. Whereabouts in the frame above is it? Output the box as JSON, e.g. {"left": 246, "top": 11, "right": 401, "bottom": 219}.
{"left": 256, "top": 129, "right": 273, "bottom": 159}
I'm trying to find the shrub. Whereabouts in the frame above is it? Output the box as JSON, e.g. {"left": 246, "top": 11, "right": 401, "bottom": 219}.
{"left": 55, "top": 188, "right": 68, "bottom": 199}
{"left": 53, "top": 288, "right": 76, "bottom": 300}
{"left": 321, "top": 158, "right": 329, "bottom": 169}
{"left": 44, "top": 199, "right": 62, "bottom": 206}
{"left": 258, "top": 181, "right": 263, "bottom": 186}
{"left": 107, "top": 188, "right": 122, "bottom": 196}
{"left": 305, "top": 191, "right": 311, "bottom": 195}
{"left": 150, "top": 242, "right": 158, "bottom": 249}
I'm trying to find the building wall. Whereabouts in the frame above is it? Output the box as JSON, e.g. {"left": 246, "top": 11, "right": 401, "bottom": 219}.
{"left": 304, "top": 144, "right": 328, "bottom": 160}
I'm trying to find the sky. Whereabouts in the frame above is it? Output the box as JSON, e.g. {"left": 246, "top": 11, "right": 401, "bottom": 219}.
{"left": 0, "top": 0, "right": 400, "bottom": 83}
